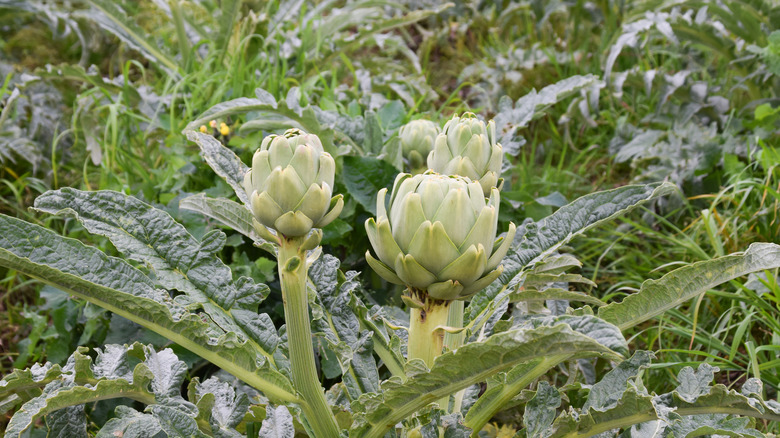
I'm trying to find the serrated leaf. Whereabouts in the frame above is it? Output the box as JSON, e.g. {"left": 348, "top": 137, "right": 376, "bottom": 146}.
{"left": 195, "top": 378, "right": 249, "bottom": 434}
{"left": 0, "top": 213, "right": 296, "bottom": 403}
{"left": 33, "top": 189, "right": 277, "bottom": 362}
{"left": 494, "top": 75, "right": 602, "bottom": 155}
{"left": 509, "top": 288, "right": 605, "bottom": 307}
{"left": 310, "top": 256, "right": 379, "bottom": 399}
{"left": 45, "top": 405, "right": 87, "bottom": 438}
{"left": 523, "top": 382, "right": 561, "bottom": 438}
{"left": 549, "top": 361, "right": 780, "bottom": 438}
{"left": 179, "top": 193, "right": 276, "bottom": 255}
{"left": 350, "top": 324, "right": 620, "bottom": 438}
{"left": 96, "top": 406, "right": 165, "bottom": 438}
{"left": 186, "top": 131, "right": 252, "bottom": 206}
{"left": 466, "top": 183, "right": 675, "bottom": 324}
{"left": 599, "top": 243, "right": 780, "bottom": 330}
{"left": 583, "top": 351, "right": 653, "bottom": 411}
{"left": 258, "top": 405, "right": 295, "bottom": 438}
{"left": 5, "top": 346, "right": 158, "bottom": 437}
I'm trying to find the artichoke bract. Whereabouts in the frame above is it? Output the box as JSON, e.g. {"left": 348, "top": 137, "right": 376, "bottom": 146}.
{"left": 427, "top": 112, "right": 504, "bottom": 196}
{"left": 243, "top": 129, "right": 343, "bottom": 238}
{"left": 399, "top": 119, "right": 439, "bottom": 174}
{"left": 365, "top": 172, "right": 516, "bottom": 301}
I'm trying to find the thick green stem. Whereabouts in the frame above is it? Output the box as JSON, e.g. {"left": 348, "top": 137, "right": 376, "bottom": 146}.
{"left": 278, "top": 237, "right": 339, "bottom": 438}
{"left": 444, "top": 299, "right": 465, "bottom": 413}
{"left": 407, "top": 291, "right": 451, "bottom": 368}
{"left": 464, "top": 354, "right": 571, "bottom": 435}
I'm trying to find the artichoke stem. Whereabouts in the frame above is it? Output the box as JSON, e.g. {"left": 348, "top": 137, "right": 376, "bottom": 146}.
{"left": 407, "top": 290, "right": 451, "bottom": 369}
{"left": 444, "top": 299, "right": 466, "bottom": 413}
{"left": 278, "top": 236, "right": 339, "bottom": 438}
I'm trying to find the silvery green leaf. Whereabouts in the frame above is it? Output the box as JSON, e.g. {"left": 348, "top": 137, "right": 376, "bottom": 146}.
{"left": 350, "top": 324, "right": 619, "bottom": 438}
{"left": 464, "top": 359, "right": 563, "bottom": 433}
{"left": 599, "top": 243, "right": 780, "bottom": 330}
{"left": 186, "top": 131, "right": 251, "bottom": 206}
{"left": 349, "top": 297, "right": 406, "bottom": 378}
{"left": 194, "top": 378, "right": 248, "bottom": 437}
{"left": 674, "top": 363, "right": 718, "bottom": 404}
{"left": 310, "top": 255, "right": 379, "bottom": 398}
{"left": 255, "top": 88, "right": 278, "bottom": 108}
{"left": 493, "top": 75, "right": 602, "bottom": 155}
{"left": 258, "top": 405, "right": 295, "bottom": 438}
{"left": 517, "top": 315, "right": 628, "bottom": 357}
{"left": 0, "top": 213, "right": 296, "bottom": 403}
{"left": 150, "top": 404, "right": 207, "bottom": 437}
{"left": 550, "top": 361, "right": 780, "bottom": 438}
{"left": 179, "top": 193, "right": 276, "bottom": 255}
{"left": 523, "top": 382, "right": 560, "bottom": 438}
{"left": 3, "top": 343, "right": 196, "bottom": 438}
{"left": 583, "top": 351, "right": 653, "bottom": 411}
{"left": 33, "top": 189, "right": 279, "bottom": 361}
{"left": 96, "top": 406, "right": 165, "bottom": 438}
{"left": 509, "top": 288, "right": 605, "bottom": 307}
{"left": 45, "top": 405, "right": 87, "bottom": 438}
{"left": 466, "top": 183, "right": 675, "bottom": 324}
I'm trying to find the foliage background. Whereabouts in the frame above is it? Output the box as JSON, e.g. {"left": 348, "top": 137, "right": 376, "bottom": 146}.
{"left": 0, "top": 0, "right": 778, "bottom": 435}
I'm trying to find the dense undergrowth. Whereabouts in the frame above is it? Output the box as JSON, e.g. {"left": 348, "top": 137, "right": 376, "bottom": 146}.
{"left": 0, "top": 0, "right": 778, "bottom": 436}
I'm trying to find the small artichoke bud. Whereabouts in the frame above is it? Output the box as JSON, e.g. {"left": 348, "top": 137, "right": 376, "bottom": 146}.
{"left": 427, "top": 112, "right": 504, "bottom": 196}
{"left": 398, "top": 119, "right": 439, "bottom": 174}
{"left": 243, "top": 129, "right": 343, "bottom": 238}
{"left": 365, "top": 172, "right": 516, "bottom": 301}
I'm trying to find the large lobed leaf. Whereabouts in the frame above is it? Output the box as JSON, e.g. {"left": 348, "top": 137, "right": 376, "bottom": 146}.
{"left": 350, "top": 324, "right": 622, "bottom": 438}
{"left": 4, "top": 344, "right": 198, "bottom": 437}
{"left": 466, "top": 182, "right": 675, "bottom": 324}
{"left": 0, "top": 213, "right": 296, "bottom": 403}
{"left": 33, "top": 188, "right": 279, "bottom": 362}
{"left": 309, "top": 255, "right": 380, "bottom": 400}
{"left": 545, "top": 361, "right": 780, "bottom": 438}
{"left": 599, "top": 242, "right": 780, "bottom": 330}
{"left": 178, "top": 193, "right": 276, "bottom": 255}
{"left": 494, "top": 75, "right": 603, "bottom": 155}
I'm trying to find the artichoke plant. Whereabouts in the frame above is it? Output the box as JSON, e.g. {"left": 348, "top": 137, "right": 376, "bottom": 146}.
{"left": 365, "top": 172, "right": 516, "bottom": 301}
{"left": 427, "top": 112, "right": 503, "bottom": 196}
{"left": 243, "top": 129, "right": 343, "bottom": 238}
{"left": 399, "top": 119, "right": 439, "bottom": 174}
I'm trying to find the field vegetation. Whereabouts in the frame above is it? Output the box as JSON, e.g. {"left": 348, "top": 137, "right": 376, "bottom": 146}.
{"left": 0, "top": 0, "right": 778, "bottom": 436}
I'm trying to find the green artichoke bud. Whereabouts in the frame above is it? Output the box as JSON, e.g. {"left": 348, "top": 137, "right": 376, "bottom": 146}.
{"left": 399, "top": 119, "right": 439, "bottom": 173}
{"left": 365, "top": 172, "right": 516, "bottom": 301}
{"left": 243, "top": 129, "right": 343, "bottom": 238}
{"left": 427, "top": 112, "right": 504, "bottom": 196}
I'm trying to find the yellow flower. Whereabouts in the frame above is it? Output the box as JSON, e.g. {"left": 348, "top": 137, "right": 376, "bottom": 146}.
{"left": 199, "top": 125, "right": 208, "bottom": 133}
{"left": 219, "top": 122, "right": 230, "bottom": 137}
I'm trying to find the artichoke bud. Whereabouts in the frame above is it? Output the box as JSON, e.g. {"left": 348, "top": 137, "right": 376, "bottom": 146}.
{"left": 365, "top": 172, "right": 516, "bottom": 301}
{"left": 244, "top": 129, "right": 343, "bottom": 238}
{"left": 427, "top": 112, "right": 505, "bottom": 196}
{"left": 398, "top": 119, "right": 440, "bottom": 174}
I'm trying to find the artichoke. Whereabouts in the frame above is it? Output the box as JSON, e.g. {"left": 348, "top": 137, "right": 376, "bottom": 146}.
{"left": 243, "top": 129, "right": 343, "bottom": 238}
{"left": 365, "top": 172, "right": 516, "bottom": 301}
{"left": 398, "top": 119, "right": 439, "bottom": 173}
{"left": 427, "top": 112, "right": 503, "bottom": 196}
